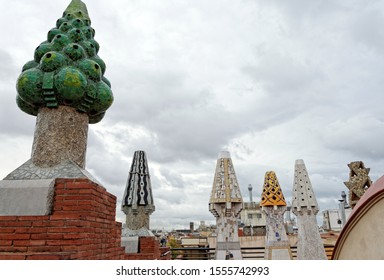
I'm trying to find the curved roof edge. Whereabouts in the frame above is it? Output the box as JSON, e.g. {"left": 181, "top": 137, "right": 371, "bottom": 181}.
{"left": 332, "top": 175, "right": 384, "bottom": 259}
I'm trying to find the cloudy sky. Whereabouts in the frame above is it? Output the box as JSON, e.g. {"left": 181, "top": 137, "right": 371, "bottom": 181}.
{"left": 1, "top": 0, "right": 384, "bottom": 230}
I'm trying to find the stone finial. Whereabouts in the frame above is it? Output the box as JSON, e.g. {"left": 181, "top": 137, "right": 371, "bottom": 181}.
{"left": 260, "top": 171, "right": 287, "bottom": 207}
{"left": 291, "top": 159, "right": 327, "bottom": 260}
{"left": 344, "top": 161, "right": 372, "bottom": 209}
{"left": 65, "top": 0, "right": 90, "bottom": 22}
{"left": 209, "top": 151, "right": 243, "bottom": 216}
{"left": 261, "top": 171, "right": 291, "bottom": 259}
{"left": 292, "top": 159, "right": 319, "bottom": 215}
{"left": 16, "top": 0, "right": 113, "bottom": 124}
{"left": 209, "top": 151, "right": 243, "bottom": 260}
{"left": 122, "top": 151, "right": 155, "bottom": 231}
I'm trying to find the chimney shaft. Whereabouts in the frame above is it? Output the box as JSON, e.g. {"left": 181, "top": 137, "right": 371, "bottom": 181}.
{"left": 248, "top": 184, "right": 253, "bottom": 203}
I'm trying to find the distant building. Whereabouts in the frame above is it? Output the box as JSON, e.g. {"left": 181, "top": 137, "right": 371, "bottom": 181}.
{"left": 322, "top": 208, "right": 352, "bottom": 231}
{"left": 284, "top": 202, "right": 296, "bottom": 234}
{"left": 198, "top": 221, "right": 207, "bottom": 231}
{"left": 190, "top": 222, "right": 194, "bottom": 232}
{"left": 240, "top": 201, "right": 266, "bottom": 236}
{"left": 322, "top": 191, "right": 352, "bottom": 232}
{"left": 240, "top": 184, "right": 266, "bottom": 236}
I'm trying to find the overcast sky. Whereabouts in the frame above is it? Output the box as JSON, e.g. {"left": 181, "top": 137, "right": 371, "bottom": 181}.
{"left": 1, "top": 0, "right": 384, "bottom": 230}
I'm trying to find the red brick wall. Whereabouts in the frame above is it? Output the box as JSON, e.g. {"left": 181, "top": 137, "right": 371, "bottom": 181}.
{"left": 124, "top": 236, "right": 170, "bottom": 260}
{"left": 0, "top": 178, "right": 170, "bottom": 260}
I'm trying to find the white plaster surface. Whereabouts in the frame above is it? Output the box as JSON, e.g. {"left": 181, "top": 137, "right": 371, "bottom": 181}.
{"left": 337, "top": 199, "right": 384, "bottom": 259}
{"left": 0, "top": 179, "right": 55, "bottom": 215}
{"left": 121, "top": 236, "right": 139, "bottom": 253}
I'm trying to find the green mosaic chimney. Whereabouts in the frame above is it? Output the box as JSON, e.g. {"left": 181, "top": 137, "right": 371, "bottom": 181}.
{"left": 16, "top": 0, "right": 113, "bottom": 124}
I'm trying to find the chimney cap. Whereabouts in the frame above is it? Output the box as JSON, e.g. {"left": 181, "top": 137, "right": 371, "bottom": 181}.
{"left": 218, "top": 151, "right": 231, "bottom": 159}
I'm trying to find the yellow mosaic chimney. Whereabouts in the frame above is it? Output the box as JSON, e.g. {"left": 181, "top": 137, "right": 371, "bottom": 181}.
{"left": 261, "top": 171, "right": 291, "bottom": 259}
{"left": 260, "top": 171, "right": 287, "bottom": 207}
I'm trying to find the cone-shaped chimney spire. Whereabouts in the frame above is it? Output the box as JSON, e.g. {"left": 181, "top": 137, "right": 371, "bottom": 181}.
{"left": 122, "top": 151, "right": 155, "bottom": 231}
{"left": 65, "top": 0, "right": 90, "bottom": 22}
{"left": 16, "top": 0, "right": 113, "bottom": 124}
{"left": 292, "top": 159, "right": 319, "bottom": 215}
{"left": 260, "top": 171, "right": 287, "bottom": 207}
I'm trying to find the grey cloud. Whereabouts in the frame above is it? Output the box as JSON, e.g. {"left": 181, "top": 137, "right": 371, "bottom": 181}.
{"left": 2, "top": 0, "right": 384, "bottom": 230}
{"left": 243, "top": 50, "right": 324, "bottom": 94}
{"left": 108, "top": 68, "right": 192, "bottom": 124}
{"left": 158, "top": 167, "right": 185, "bottom": 190}
{"left": 86, "top": 130, "right": 131, "bottom": 187}
{"left": 349, "top": 5, "right": 384, "bottom": 54}
{"left": 261, "top": 0, "right": 358, "bottom": 26}
{"left": 0, "top": 88, "right": 35, "bottom": 137}
{"left": 322, "top": 115, "right": 384, "bottom": 160}
{"left": 0, "top": 50, "right": 34, "bottom": 137}
{"left": 0, "top": 50, "right": 18, "bottom": 82}
{"left": 97, "top": 82, "right": 256, "bottom": 164}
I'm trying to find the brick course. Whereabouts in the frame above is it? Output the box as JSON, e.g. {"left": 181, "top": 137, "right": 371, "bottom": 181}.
{"left": 0, "top": 178, "right": 170, "bottom": 260}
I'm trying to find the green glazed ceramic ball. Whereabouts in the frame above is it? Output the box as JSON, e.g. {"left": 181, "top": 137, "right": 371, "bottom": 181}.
{"left": 16, "top": 68, "right": 44, "bottom": 105}
{"left": 55, "top": 66, "right": 87, "bottom": 102}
